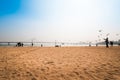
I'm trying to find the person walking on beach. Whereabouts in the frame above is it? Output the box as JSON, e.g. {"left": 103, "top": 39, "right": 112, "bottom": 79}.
{"left": 104, "top": 37, "right": 109, "bottom": 48}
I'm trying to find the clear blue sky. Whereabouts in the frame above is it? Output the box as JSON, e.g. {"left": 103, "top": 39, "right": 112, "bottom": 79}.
{"left": 0, "top": 0, "right": 120, "bottom": 42}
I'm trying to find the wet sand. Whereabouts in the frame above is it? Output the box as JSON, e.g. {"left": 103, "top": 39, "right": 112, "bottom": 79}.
{"left": 0, "top": 46, "right": 120, "bottom": 80}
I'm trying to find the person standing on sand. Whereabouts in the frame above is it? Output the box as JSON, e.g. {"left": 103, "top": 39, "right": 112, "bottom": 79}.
{"left": 104, "top": 37, "right": 109, "bottom": 48}
{"left": 41, "top": 44, "right": 43, "bottom": 47}
{"left": 32, "top": 42, "right": 33, "bottom": 46}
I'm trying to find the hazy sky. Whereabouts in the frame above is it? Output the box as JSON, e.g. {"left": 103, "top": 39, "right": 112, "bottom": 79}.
{"left": 0, "top": 0, "right": 120, "bottom": 42}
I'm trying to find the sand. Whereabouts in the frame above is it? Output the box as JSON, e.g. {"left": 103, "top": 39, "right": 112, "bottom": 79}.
{"left": 0, "top": 46, "right": 120, "bottom": 80}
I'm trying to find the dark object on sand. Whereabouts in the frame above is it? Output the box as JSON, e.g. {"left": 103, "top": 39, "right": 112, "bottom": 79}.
{"left": 96, "top": 43, "right": 98, "bottom": 47}
{"left": 110, "top": 41, "right": 113, "bottom": 46}
{"left": 118, "top": 43, "right": 120, "bottom": 46}
{"left": 32, "top": 43, "right": 33, "bottom": 46}
{"left": 55, "top": 45, "right": 61, "bottom": 47}
{"left": 16, "top": 42, "right": 23, "bottom": 47}
{"left": 41, "top": 44, "right": 43, "bottom": 47}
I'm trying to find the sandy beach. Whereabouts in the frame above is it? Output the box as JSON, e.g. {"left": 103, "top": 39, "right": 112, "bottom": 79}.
{"left": 0, "top": 46, "right": 120, "bottom": 80}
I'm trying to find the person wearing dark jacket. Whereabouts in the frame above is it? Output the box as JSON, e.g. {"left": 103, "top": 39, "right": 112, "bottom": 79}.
{"left": 104, "top": 37, "right": 109, "bottom": 48}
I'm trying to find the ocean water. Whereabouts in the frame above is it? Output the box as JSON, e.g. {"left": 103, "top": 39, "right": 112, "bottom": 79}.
{"left": 0, "top": 42, "right": 104, "bottom": 47}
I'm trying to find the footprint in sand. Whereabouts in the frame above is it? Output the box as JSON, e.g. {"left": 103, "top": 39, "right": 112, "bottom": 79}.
{"left": 31, "top": 77, "right": 37, "bottom": 80}
{"left": 26, "top": 71, "right": 37, "bottom": 80}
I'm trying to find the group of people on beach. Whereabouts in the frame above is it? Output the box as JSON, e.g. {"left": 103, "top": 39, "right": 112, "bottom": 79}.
{"left": 16, "top": 42, "right": 24, "bottom": 47}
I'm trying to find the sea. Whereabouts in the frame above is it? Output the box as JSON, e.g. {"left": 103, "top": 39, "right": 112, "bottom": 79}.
{"left": 0, "top": 42, "right": 106, "bottom": 47}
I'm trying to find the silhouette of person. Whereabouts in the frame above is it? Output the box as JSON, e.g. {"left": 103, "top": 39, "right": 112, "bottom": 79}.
{"left": 32, "top": 43, "right": 33, "bottom": 46}
{"left": 110, "top": 41, "right": 113, "bottom": 47}
{"left": 41, "top": 44, "right": 43, "bottom": 47}
{"left": 104, "top": 37, "right": 109, "bottom": 48}
{"left": 18, "top": 42, "right": 20, "bottom": 47}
